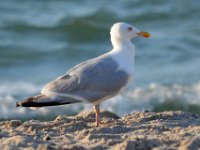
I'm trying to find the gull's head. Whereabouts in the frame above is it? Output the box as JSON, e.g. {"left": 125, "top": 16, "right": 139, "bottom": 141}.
{"left": 110, "top": 22, "right": 150, "bottom": 41}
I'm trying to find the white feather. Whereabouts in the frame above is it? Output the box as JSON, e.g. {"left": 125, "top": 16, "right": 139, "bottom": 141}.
{"left": 30, "top": 107, "right": 39, "bottom": 110}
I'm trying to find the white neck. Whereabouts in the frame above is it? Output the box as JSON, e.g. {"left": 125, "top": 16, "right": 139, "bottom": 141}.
{"left": 109, "top": 36, "right": 135, "bottom": 76}
{"left": 111, "top": 36, "right": 135, "bottom": 53}
{"left": 111, "top": 35, "right": 135, "bottom": 50}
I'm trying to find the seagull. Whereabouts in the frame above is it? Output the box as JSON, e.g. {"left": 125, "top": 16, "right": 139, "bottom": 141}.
{"left": 16, "top": 22, "right": 150, "bottom": 126}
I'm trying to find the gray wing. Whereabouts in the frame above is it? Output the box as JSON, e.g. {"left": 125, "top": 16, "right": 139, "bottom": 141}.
{"left": 41, "top": 54, "right": 129, "bottom": 104}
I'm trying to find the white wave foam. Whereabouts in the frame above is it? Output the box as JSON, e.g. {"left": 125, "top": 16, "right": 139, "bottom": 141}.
{"left": 0, "top": 81, "right": 40, "bottom": 96}
{"left": 101, "top": 82, "right": 200, "bottom": 116}
{"left": 1, "top": 82, "right": 200, "bottom": 119}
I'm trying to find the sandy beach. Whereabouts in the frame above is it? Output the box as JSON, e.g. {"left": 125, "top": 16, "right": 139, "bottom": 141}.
{"left": 0, "top": 110, "right": 200, "bottom": 150}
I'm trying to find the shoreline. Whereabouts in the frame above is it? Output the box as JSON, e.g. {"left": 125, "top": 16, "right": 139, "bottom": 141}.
{"left": 0, "top": 110, "right": 200, "bottom": 149}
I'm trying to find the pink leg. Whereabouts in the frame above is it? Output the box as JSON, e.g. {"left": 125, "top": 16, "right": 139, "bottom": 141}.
{"left": 94, "top": 104, "right": 100, "bottom": 127}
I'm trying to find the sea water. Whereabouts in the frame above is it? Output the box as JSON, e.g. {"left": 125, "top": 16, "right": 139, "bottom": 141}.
{"left": 0, "top": 0, "right": 200, "bottom": 119}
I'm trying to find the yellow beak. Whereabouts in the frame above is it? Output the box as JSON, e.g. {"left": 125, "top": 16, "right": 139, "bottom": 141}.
{"left": 136, "top": 31, "right": 150, "bottom": 38}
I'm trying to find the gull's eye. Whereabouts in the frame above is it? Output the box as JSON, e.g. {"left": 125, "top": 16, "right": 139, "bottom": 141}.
{"left": 127, "top": 27, "right": 132, "bottom": 31}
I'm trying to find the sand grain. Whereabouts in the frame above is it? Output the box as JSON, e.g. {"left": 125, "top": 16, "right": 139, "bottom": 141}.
{"left": 0, "top": 111, "right": 200, "bottom": 150}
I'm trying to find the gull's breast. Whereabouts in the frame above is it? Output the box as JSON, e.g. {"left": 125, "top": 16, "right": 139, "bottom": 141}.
{"left": 110, "top": 50, "right": 135, "bottom": 78}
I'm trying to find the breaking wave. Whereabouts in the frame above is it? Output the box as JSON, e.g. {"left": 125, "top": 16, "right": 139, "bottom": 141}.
{"left": 1, "top": 81, "right": 200, "bottom": 120}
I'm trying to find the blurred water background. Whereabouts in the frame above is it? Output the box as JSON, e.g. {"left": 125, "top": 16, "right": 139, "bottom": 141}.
{"left": 0, "top": 0, "right": 200, "bottom": 120}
